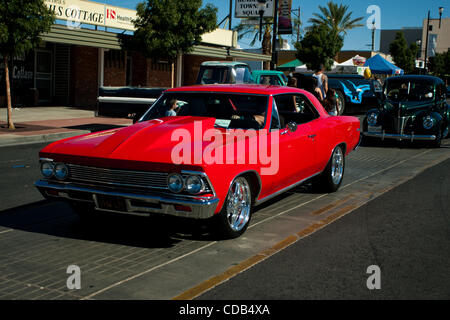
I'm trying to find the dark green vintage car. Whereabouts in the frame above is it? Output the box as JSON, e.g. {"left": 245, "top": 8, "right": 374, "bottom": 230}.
{"left": 362, "top": 75, "right": 450, "bottom": 147}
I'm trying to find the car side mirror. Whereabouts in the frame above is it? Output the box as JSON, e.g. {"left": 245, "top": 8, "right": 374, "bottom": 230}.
{"left": 287, "top": 121, "right": 298, "bottom": 133}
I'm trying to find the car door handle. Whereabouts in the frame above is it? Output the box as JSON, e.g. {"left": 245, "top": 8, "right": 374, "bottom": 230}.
{"left": 281, "top": 129, "right": 289, "bottom": 135}
{"left": 308, "top": 134, "right": 316, "bottom": 139}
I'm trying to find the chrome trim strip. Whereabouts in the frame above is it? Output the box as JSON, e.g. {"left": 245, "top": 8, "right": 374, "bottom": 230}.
{"left": 362, "top": 132, "right": 436, "bottom": 141}
{"left": 98, "top": 96, "right": 157, "bottom": 104}
{"left": 354, "top": 132, "right": 362, "bottom": 150}
{"left": 255, "top": 171, "right": 322, "bottom": 206}
{"left": 35, "top": 179, "right": 219, "bottom": 219}
{"left": 39, "top": 158, "right": 54, "bottom": 163}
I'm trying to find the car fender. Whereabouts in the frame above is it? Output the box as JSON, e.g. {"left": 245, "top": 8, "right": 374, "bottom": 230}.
{"left": 413, "top": 110, "right": 443, "bottom": 135}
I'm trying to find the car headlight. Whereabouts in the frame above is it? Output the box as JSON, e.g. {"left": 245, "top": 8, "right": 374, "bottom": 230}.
{"left": 54, "top": 163, "right": 68, "bottom": 180}
{"left": 423, "top": 116, "right": 435, "bottom": 130}
{"left": 185, "top": 175, "right": 205, "bottom": 194}
{"left": 167, "top": 173, "right": 184, "bottom": 193}
{"left": 367, "top": 112, "right": 378, "bottom": 126}
{"left": 40, "top": 161, "right": 54, "bottom": 178}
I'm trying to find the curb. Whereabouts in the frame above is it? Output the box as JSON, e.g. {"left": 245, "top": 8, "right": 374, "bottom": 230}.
{"left": 0, "top": 130, "right": 90, "bottom": 148}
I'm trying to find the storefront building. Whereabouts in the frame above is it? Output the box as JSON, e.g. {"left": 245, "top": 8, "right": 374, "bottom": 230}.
{"left": 0, "top": 0, "right": 271, "bottom": 108}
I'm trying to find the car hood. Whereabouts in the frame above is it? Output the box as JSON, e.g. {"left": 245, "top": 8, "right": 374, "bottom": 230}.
{"left": 40, "top": 117, "right": 258, "bottom": 167}
{"left": 384, "top": 99, "right": 433, "bottom": 113}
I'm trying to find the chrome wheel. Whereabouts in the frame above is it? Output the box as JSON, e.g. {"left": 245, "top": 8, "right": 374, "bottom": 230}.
{"left": 331, "top": 147, "right": 344, "bottom": 185}
{"left": 226, "top": 177, "right": 252, "bottom": 232}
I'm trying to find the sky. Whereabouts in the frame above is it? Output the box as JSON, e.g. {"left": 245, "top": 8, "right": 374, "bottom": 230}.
{"left": 101, "top": 0, "right": 447, "bottom": 51}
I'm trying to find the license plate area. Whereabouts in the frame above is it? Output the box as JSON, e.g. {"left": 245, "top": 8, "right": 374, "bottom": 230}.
{"left": 368, "top": 125, "right": 382, "bottom": 133}
{"left": 95, "top": 194, "right": 127, "bottom": 212}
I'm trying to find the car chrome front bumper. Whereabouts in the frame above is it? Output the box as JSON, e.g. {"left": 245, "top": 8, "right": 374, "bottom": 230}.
{"left": 362, "top": 131, "right": 436, "bottom": 141}
{"left": 35, "top": 179, "right": 219, "bottom": 219}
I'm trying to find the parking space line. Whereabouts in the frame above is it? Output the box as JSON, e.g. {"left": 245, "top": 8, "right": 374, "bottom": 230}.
{"left": 0, "top": 229, "right": 13, "bottom": 235}
{"left": 173, "top": 205, "right": 359, "bottom": 300}
{"left": 81, "top": 241, "right": 218, "bottom": 300}
{"left": 82, "top": 148, "right": 448, "bottom": 301}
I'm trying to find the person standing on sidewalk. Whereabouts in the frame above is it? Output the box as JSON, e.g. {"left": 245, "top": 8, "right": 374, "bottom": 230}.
{"left": 312, "top": 64, "right": 328, "bottom": 101}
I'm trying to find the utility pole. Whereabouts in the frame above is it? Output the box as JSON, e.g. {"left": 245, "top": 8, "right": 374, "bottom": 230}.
{"left": 371, "top": 20, "right": 375, "bottom": 52}
{"left": 292, "top": 7, "right": 301, "bottom": 43}
{"left": 424, "top": 10, "right": 430, "bottom": 71}
{"left": 229, "top": 0, "right": 232, "bottom": 30}
{"left": 271, "top": 0, "right": 279, "bottom": 70}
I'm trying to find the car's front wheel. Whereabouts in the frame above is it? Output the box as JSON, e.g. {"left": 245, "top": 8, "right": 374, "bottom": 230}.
{"left": 314, "top": 145, "right": 345, "bottom": 192}
{"left": 213, "top": 176, "right": 253, "bottom": 239}
{"left": 431, "top": 127, "right": 442, "bottom": 148}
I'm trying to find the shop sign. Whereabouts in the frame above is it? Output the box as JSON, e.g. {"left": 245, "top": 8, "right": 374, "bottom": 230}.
{"left": 45, "top": 0, "right": 136, "bottom": 31}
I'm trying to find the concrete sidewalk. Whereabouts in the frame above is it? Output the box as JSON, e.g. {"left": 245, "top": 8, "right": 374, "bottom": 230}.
{"left": 0, "top": 107, "right": 132, "bottom": 147}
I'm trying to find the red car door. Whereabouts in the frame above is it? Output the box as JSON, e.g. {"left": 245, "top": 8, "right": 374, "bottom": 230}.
{"left": 269, "top": 95, "right": 317, "bottom": 192}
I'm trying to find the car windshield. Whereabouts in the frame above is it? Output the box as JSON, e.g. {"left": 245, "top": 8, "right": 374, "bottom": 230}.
{"left": 385, "top": 80, "right": 435, "bottom": 102}
{"left": 141, "top": 92, "right": 269, "bottom": 130}
{"left": 259, "top": 75, "right": 284, "bottom": 86}
{"left": 198, "top": 67, "right": 230, "bottom": 84}
{"left": 234, "top": 66, "right": 254, "bottom": 84}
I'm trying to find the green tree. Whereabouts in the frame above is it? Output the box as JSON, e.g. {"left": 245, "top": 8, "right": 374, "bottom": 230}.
{"left": 389, "top": 31, "right": 419, "bottom": 74}
{"left": 130, "top": 0, "right": 217, "bottom": 87}
{"left": 308, "top": 1, "right": 364, "bottom": 37}
{"left": 0, "top": 0, "right": 54, "bottom": 129}
{"left": 295, "top": 25, "right": 343, "bottom": 71}
{"left": 428, "top": 49, "right": 450, "bottom": 78}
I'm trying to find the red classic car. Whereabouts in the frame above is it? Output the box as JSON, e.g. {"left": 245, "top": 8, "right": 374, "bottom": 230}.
{"left": 35, "top": 85, "right": 361, "bottom": 238}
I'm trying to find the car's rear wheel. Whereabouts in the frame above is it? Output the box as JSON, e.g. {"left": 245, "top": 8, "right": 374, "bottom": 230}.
{"left": 314, "top": 145, "right": 345, "bottom": 192}
{"left": 213, "top": 176, "right": 252, "bottom": 239}
{"left": 335, "top": 90, "right": 345, "bottom": 115}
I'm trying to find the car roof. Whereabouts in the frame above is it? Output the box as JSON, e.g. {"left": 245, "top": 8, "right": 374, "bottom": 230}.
{"left": 165, "top": 84, "right": 306, "bottom": 95}
{"left": 386, "top": 75, "right": 443, "bottom": 83}
{"left": 252, "top": 70, "right": 284, "bottom": 75}
{"left": 200, "top": 61, "right": 249, "bottom": 67}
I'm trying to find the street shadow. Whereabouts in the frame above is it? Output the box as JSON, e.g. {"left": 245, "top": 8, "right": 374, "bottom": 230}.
{"left": 359, "top": 137, "right": 449, "bottom": 150}
{"left": 0, "top": 199, "right": 217, "bottom": 248}
{"left": 63, "top": 124, "right": 127, "bottom": 132}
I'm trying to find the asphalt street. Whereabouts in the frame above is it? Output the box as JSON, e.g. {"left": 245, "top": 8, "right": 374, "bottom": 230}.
{"left": 0, "top": 139, "right": 449, "bottom": 300}
{"left": 197, "top": 158, "right": 450, "bottom": 300}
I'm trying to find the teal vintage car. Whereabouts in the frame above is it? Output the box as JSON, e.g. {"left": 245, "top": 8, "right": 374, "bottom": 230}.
{"left": 252, "top": 70, "right": 288, "bottom": 86}
{"left": 362, "top": 75, "right": 450, "bottom": 147}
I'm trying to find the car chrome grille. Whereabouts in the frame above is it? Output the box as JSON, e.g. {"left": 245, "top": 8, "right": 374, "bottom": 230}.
{"left": 64, "top": 164, "right": 213, "bottom": 193}
{"left": 397, "top": 116, "right": 410, "bottom": 135}
{"left": 66, "top": 164, "right": 169, "bottom": 190}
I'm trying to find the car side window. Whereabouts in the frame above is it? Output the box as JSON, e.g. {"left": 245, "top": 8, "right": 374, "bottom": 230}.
{"left": 274, "top": 94, "right": 319, "bottom": 126}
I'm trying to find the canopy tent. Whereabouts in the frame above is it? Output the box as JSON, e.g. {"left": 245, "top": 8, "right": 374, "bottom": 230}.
{"left": 277, "top": 59, "right": 303, "bottom": 71}
{"left": 295, "top": 61, "right": 339, "bottom": 73}
{"left": 364, "top": 54, "right": 404, "bottom": 75}
{"left": 337, "top": 55, "right": 367, "bottom": 67}
{"left": 338, "top": 58, "right": 355, "bottom": 66}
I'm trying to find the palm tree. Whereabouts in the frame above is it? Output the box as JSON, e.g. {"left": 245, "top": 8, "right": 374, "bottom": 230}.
{"left": 308, "top": 1, "right": 364, "bottom": 37}
{"left": 234, "top": 18, "right": 274, "bottom": 70}
{"left": 234, "top": 18, "right": 283, "bottom": 70}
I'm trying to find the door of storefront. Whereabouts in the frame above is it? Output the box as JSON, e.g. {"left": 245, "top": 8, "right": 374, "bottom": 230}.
{"left": 35, "top": 49, "right": 53, "bottom": 104}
